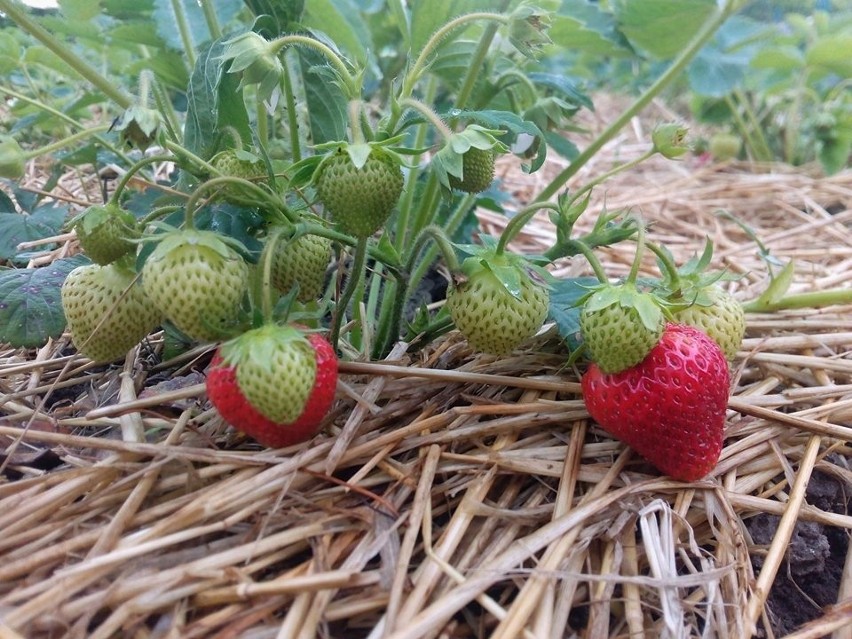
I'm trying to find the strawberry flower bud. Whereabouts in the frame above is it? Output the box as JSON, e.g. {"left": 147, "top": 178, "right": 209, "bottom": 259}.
{"left": 112, "top": 105, "right": 161, "bottom": 152}
{"left": 652, "top": 123, "right": 690, "bottom": 159}
{"left": 219, "top": 32, "right": 284, "bottom": 109}
{"left": 0, "top": 135, "right": 27, "bottom": 179}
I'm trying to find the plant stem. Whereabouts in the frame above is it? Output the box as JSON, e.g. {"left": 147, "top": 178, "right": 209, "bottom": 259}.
{"left": 742, "top": 288, "right": 852, "bottom": 313}
{"left": 399, "top": 98, "right": 453, "bottom": 140}
{"left": 373, "top": 225, "right": 459, "bottom": 358}
{"left": 496, "top": 202, "right": 560, "bottom": 256}
{"left": 170, "top": 0, "right": 196, "bottom": 68}
{"left": 533, "top": 0, "right": 740, "bottom": 202}
{"left": 109, "top": 154, "right": 176, "bottom": 206}
{"left": 566, "top": 240, "right": 609, "bottom": 284}
{"left": 645, "top": 241, "right": 682, "bottom": 288}
{"left": 626, "top": 219, "right": 645, "bottom": 285}
{"left": 403, "top": 12, "right": 508, "bottom": 99}
{"left": 332, "top": 236, "right": 369, "bottom": 348}
{"left": 454, "top": 1, "right": 512, "bottom": 109}
{"left": 570, "top": 148, "right": 657, "bottom": 206}
{"left": 270, "top": 34, "right": 359, "bottom": 98}
{"left": 0, "top": 86, "right": 131, "bottom": 161}
{"left": 25, "top": 124, "right": 111, "bottom": 160}
{"left": 282, "top": 51, "right": 302, "bottom": 162}
{"left": 0, "top": 0, "right": 132, "bottom": 108}
{"left": 200, "top": 0, "right": 222, "bottom": 40}
{"left": 183, "top": 176, "right": 295, "bottom": 228}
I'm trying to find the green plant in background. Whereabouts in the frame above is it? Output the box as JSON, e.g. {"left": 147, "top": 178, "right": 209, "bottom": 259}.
{"left": 6, "top": 0, "right": 838, "bottom": 373}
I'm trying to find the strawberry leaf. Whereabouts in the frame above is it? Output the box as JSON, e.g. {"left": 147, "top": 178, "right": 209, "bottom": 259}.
{"left": 0, "top": 204, "right": 68, "bottom": 264}
{"left": 0, "top": 255, "right": 90, "bottom": 348}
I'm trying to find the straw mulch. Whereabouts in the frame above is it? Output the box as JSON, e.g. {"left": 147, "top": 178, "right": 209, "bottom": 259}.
{"left": 1, "top": 98, "right": 852, "bottom": 639}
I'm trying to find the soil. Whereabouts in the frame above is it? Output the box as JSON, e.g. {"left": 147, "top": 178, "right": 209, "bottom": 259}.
{"left": 746, "top": 466, "right": 850, "bottom": 636}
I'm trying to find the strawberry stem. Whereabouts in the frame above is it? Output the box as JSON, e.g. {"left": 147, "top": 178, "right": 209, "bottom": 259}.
{"left": 402, "top": 12, "right": 509, "bottom": 100}
{"left": 269, "top": 34, "right": 360, "bottom": 99}
{"left": 496, "top": 202, "right": 561, "bottom": 256}
{"left": 742, "top": 288, "right": 852, "bottom": 313}
{"left": 566, "top": 239, "right": 609, "bottom": 284}
{"left": 108, "top": 154, "right": 176, "bottom": 208}
{"left": 183, "top": 175, "right": 296, "bottom": 229}
{"left": 332, "top": 236, "right": 369, "bottom": 349}
{"left": 625, "top": 218, "right": 646, "bottom": 285}
{"left": 23, "top": 124, "right": 112, "bottom": 161}
{"left": 258, "top": 227, "right": 288, "bottom": 324}
{"left": 399, "top": 98, "right": 454, "bottom": 140}
{"left": 645, "top": 241, "right": 684, "bottom": 294}
{"left": 568, "top": 148, "right": 657, "bottom": 209}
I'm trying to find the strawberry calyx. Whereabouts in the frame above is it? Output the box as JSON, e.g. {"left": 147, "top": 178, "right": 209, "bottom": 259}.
{"left": 219, "top": 324, "right": 316, "bottom": 423}
{"left": 577, "top": 281, "right": 668, "bottom": 374}
{"left": 148, "top": 227, "right": 251, "bottom": 262}
{"left": 432, "top": 124, "right": 508, "bottom": 194}
{"left": 455, "top": 240, "right": 551, "bottom": 300}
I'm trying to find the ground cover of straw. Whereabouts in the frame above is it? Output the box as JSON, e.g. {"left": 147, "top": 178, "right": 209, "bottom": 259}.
{"left": 1, "top": 96, "right": 851, "bottom": 638}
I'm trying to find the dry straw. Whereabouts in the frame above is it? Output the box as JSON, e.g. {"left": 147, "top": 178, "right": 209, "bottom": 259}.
{"left": 1, "top": 96, "right": 851, "bottom": 637}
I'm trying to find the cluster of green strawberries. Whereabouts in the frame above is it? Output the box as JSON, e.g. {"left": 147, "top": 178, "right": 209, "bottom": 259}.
{"left": 59, "top": 139, "right": 497, "bottom": 448}
{"left": 60, "top": 135, "right": 743, "bottom": 478}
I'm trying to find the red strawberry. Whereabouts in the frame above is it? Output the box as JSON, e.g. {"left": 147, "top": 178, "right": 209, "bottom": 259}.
{"left": 206, "top": 325, "right": 338, "bottom": 447}
{"left": 581, "top": 323, "right": 730, "bottom": 481}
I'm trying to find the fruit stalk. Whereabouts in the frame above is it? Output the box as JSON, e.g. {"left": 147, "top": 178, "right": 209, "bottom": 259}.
{"left": 495, "top": 202, "right": 561, "bottom": 256}
{"left": 268, "top": 34, "right": 359, "bottom": 98}
{"left": 742, "top": 288, "right": 852, "bottom": 313}
{"left": 332, "top": 236, "right": 369, "bottom": 348}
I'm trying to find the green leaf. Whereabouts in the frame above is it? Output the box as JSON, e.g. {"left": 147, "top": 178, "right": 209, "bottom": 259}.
{"left": 527, "top": 72, "right": 593, "bottom": 110}
{"left": 0, "top": 255, "right": 90, "bottom": 348}
{"left": 750, "top": 45, "right": 805, "bottom": 72}
{"left": 61, "top": 0, "right": 102, "bottom": 21}
{"left": 184, "top": 37, "right": 252, "bottom": 160}
{"left": 303, "top": 0, "right": 372, "bottom": 65}
{"left": 551, "top": 0, "right": 632, "bottom": 56}
{"left": 543, "top": 131, "right": 579, "bottom": 162}
{"left": 244, "top": 0, "right": 304, "bottom": 37}
{"left": 806, "top": 34, "right": 852, "bottom": 77}
{"left": 613, "top": 0, "right": 716, "bottom": 60}
{"left": 298, "top": 49, "right": 348, "bottom": 145}
{"left": 549, "top": 276, "right": 599, "bottom": 348}
{"left": 752, "top": 260, "right": 796, "bottom": 310}
{"left": 0, "top": 205, "right": 67, "bottom": 263}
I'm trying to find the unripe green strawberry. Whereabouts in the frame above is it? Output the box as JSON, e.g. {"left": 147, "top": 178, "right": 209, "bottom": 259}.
{"left": 269, "top": 233, "right": 332, "bottom": 302}
{"left": 61, "top": 262, "right": 162, "bottom": 363}
{"left": 315, "top": 146, "right": 403, "bottom": 237}
{"left": 579, "top": 283, "right": 666, "bottom": 374}
{"left": 447, "top": 254, "right": 549, "bottom": 355}
{"left": 448, "top": 147, "right": 495, "bottom": 194}
{"left": 671, "top": 286, "right": 744, "bottom": 360}
{"left": 142, "top": 229, "right": 249, "bottom": 342}
{"left": 206, "top": 324, "right": 338, "bottom": 447}
{"left": 709, "top": 132, "right": 742, "bottom": 161}
{"left": 209, "top": 149, "right": 266, "bottom": 205}
{"left": 72, "top": 204, "right": 140, "bottom": 265}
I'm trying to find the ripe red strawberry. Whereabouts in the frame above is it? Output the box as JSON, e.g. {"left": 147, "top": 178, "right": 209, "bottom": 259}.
{"left": 581, "top": 323, "right": 730, "bottom": 481}
{"left": 447, "top": 147, "right": 495, "bottom": 194}
{"left": 61, "top": 262, "right": 162, "bottom": 362}
{"left": 670, "top": 286, "right": 744, "bottom": 360}
{"left": 579, "top": 283, "right": 666, "bottom": 374}
{"left": 142, "top": 229, "right": 249, "bottom": 342}
{"left": 206, "top": 325, "right": 338, "bottom": 447}
{"left": 314, "top": 145, "right": 403, "bottom": 237}
{"left": 446, "top": 253, "right": 549, "bottom": 355}
{"left": 71, "top": 203, "right": 140, "bottom": 265}
{"left": 269, "top": 232, "right": 332, "bottom": 302}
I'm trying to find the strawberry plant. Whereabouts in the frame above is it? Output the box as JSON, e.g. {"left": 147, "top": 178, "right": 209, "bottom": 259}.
{"left": 6, "top": 0, "right": 852, "bottom": 471}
